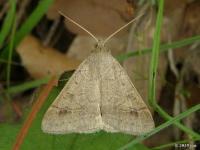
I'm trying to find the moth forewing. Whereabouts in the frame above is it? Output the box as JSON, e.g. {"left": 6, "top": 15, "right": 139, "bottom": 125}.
{"left": 97, "top": 51, "right": 154, "bottom": 135}
{"left": 42, "top": 54, "right": 103, "bottom": 134}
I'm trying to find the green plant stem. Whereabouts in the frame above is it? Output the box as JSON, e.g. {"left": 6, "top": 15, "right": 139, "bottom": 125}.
{"left": 118, "top": 104, "right": 200, "bottom": 150}
{"left": 117, "top": 35, "right": 200, "bottom": 61}
{"left": 0, "top": 58, "right": 20, "bottom": 66}
{"left": 156, "top": 104, "right": 200, "bottom": 139}
{"left": 0, "top": 0, "right": 16, "bottom": 48}
{"left": 147, "top": 0, "right": 200, "bottom": 139}
{"left": 5, "top": 76, "right": 51, "bottom": 94}
{"left": 6, "top": 8, "right": 16, "bottom": 88}
{"left": 148, "top": 0, "right": 164, "bottom": 107}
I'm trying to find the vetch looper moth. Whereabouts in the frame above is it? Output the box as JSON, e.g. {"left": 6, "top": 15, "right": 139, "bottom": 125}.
{"left": 42, "top": 12, "right": 155, "bottom": 135}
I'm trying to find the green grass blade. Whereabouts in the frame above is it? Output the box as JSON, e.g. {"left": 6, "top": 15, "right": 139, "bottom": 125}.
{"left": 148, "top": 0, "right": 164, "bottom": 107}
{"left": 6, "top": 15, "right": 16, "bottom": 88}
{"left": 146, "top": 0, "right": 200, "bottom": 139}
{"left": 0, "top": 0, "right": 16, "bottom": 48}
{"left": 117, "top": 35, "right": 200, "bottom": 61}
{"left": 4, "top": 76, "right": 51, "bottom": 94}
{"left": 155, "top": 104, "right": 200, "bottom": 139}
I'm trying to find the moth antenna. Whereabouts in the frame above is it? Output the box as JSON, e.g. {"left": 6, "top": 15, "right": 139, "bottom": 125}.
{"left": 58, "top": 11, "right": 99, "bottom": 43}
{"left": 103, "top": 13, "right": 145, "bottom": 45}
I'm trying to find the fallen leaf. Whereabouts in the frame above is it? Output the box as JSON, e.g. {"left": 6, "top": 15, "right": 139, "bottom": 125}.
{"left": 47, "top": 0, "right": 134, "bottom": 36}
{"left": 17, "top": 35, "right": 80, "bottom": 79}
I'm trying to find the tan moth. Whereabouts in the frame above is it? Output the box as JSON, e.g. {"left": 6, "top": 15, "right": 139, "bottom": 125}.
{"left": 42, "top": 12, "right": 154, "bottom": 135}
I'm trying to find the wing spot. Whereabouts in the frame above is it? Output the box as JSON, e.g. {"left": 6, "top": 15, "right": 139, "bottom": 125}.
{"left": 58, "top": 109, "right": 71, "bottom": 115}
{"left": 130, "top": 110, "right": 139, "bottom": 117}
{"left": 119, "top": 106, "right": 147, "bottom": 117}
{"left": 137, "top": 106, "right": 147, "bottom": 111}
{"left": 127, "top": 93, "right": 136, "bottom": 100}
{"left": 51, "top": 105, "right": 74, "bottom": 116}
{"left": 63, "top": 92, "right": 74, "bottom": 100}
{"left": 100, "top": 105, "right": 102, "bottom": 117}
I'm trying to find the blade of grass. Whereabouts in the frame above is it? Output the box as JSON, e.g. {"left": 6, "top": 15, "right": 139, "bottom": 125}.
{"left": 147, "top": 0, "right": 200, "bottom": 139}
{"left": 0, "top": 58, "right": 21, "bottom": 66}
{"left": 6, "top": 14, "right": 16, "bottom": 88}
{"left": 155, "top": 104, "right": 200, "bottom": 138}
{"left": 0, "top": 0, "right": 16, "bottom": 48}
{"left": 148, "top": 0, "right": 163, "bottom": 110}
{"left": 4, "top": 76, "right": 51, "bottom": 94}
{"left": 116, "top": 35, "right": 200, "bottom": 62}
{"left": 118, "top": 104, "right": 200, "bottom": 150}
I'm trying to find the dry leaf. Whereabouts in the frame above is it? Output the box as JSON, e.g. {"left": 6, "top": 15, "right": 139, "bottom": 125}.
{"left": 162, "top": 0, "right": 200, "bottom": 62}
{"left": 163, "top": 0, "right": 188, "bottom": 39}
{"left": 17, "top": 35, "right": 80, "bottom": 79}
{"left": 47, "top": 0, "right": 134, "bottom": 36}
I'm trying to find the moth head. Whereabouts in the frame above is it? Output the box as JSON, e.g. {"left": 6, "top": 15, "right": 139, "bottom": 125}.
{"left": 93, "top": 39, "right": 110, "bottom": 52}
{"left": 95, "top": 40, "right": 105, "bottom": 49}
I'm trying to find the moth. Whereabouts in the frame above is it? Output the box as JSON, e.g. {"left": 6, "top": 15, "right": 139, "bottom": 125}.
{"left": 42, "top": 12, "right": 154, "bottom": 135}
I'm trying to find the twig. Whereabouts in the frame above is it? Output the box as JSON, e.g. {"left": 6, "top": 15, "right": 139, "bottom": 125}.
{"left": 173, "top": 81, "right": 187, "bottom": 140}
{"left": 167, "top": 35, "right": 179, "bottom": 78}
{"left": 43, "top": 16, "right": 61, "bottom": 46}
{"left": 167, "top": 34, "right": 182, "bottom": 139}
{"left": 184, "top": 113, "right": 196, "bottom": 150}
{"left": 16, "top": 0, "right": 31, "bottom": 28}
{"left": 168, "top": 49, "right": 179, "bottom": 78}
{"left": 172, "top": 52, "right": 190, "bottom": 140}
{"left": 12, "top": 77, "right": 57, "bottom": 150}
{"left": 12, "top": 100, "right": 23, "bottom": 118}
{"left": 0, "top": 2, "right": 9, "bottom": 19}
{"left": 6, "top": 11, "right": 16, "bottom": 88}
{"left": 173, "top": 95, "right": 182, "bottom": 140}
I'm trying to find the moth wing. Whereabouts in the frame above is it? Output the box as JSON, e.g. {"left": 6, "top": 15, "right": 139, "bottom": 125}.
{"left": 42, "top": 54, "right": 101, "bottom": 134}
{"left": 101, "top": 54, "right": 154, "bottom": 135}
